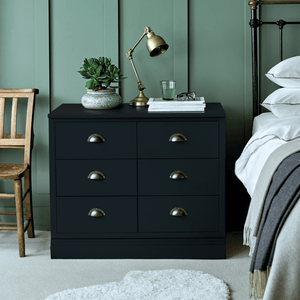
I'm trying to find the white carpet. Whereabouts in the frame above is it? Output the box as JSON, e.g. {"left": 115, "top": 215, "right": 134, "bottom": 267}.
{"left": 1, "top": 231, "right": 250, "bottom": 300}
{"left": 44, "top": 269, "right": 230, "bottom": 300}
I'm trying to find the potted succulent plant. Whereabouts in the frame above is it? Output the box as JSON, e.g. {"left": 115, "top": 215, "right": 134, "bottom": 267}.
{"left": 78, "top": 57, "right": 126, "bottom": 109}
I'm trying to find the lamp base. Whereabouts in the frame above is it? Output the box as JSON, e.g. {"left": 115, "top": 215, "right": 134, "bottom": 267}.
{"left": 129, "top": 91, "right": 149, "bottom": 106}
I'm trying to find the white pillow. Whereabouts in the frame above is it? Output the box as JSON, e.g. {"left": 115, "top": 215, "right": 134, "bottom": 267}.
{"left": 262, "top": 88, "right": 300, "bottom": 105}
{"left": 261, "top": 103, "right": 300, "bottom": 118}
{"left": 266, "top": 56, "right": 300, "bottom": 87}
{"left": 261, "top": 88, "right": 300, "bottom": 118}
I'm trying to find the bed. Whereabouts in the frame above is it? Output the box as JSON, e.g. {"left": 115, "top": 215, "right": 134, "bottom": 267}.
{"left": 235, "top": 1, "right": 300, "bottom": 299}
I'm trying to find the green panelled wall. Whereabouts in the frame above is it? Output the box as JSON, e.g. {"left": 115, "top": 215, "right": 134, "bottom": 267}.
{"left": 0, "top": 0, "right": 50, "bottom": 230}
{"left": 1, "top": 0, "right": 300, "bottom": 231}
{"left": 190, "top": 0, "right": 251, "bottom": 228}
{"left": 119, "top": 0, "right": 188, "bottom": 100}
{"left": 51, "top": 0, "right": 105, "bottom": 108}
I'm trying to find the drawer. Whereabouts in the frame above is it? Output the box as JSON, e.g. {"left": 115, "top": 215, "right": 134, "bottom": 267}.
{"left": 55, "top": 122, "right": 136, "bottom": 159}
{"left": 137, "top": 122, "right": 219, "bottom": 158}
{"left": 138, "top": 159, "right": 218, "bottom": 195}
{"left": 56, "top": 160, "right": 137, "bottom": 196}
{"left": 138, "top": 196, "right": 219, "bottom": 232}
{"left": 57, "top": 197, "right": 137, "bottom": 233}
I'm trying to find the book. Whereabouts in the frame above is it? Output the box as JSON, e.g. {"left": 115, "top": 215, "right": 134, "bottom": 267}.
{"left": 147, "top": 97, "right": 206, "bottom": 112}
{"left": 148, "top": 97, "right": 205, "bottom": 107}
{"left": 148, "top": 107, "right": 205, "bottom": 112}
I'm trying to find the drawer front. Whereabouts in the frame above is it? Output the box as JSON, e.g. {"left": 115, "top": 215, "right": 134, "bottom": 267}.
{"left": 55, "top": 122, "right": 136, "bottom": 159}
{"left": 56, "top": 160, "right": 137, "bottom": 196}
{"left": 57, "top": 197, "right": 137, "bottom": 233}
{"left": 138, "top": 159, "right": 218, "bottom": 195}
{"left": 138, "top": 196, "right": 219, "bottom": 232}
{"left": 137, "top": 122, "right": 219, "bottom": 158}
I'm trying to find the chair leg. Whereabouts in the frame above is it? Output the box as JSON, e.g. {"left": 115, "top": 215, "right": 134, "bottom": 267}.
{"left": 14, "top": 179, "right": 25, "bottom": 257}
{"left": 24, "top": 169, "right": 34, "bottom": 238}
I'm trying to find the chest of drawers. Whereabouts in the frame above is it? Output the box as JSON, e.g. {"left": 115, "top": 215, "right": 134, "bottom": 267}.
{"left": 48, "top": 103, "right": 226, "bottom": 259}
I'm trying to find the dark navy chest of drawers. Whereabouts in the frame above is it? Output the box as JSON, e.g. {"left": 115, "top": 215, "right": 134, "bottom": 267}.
{"left": 48, "top": 103, "right": 226, "bottom": 259}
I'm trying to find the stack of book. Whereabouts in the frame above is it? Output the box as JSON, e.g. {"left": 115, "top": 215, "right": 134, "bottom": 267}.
{"left": 148, "top": 97, "right": 206, "bottom": 112}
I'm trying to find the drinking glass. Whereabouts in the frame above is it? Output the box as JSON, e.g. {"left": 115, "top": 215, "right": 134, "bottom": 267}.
{"left": 161, "top": 80, "right": 176, "bottom": 100}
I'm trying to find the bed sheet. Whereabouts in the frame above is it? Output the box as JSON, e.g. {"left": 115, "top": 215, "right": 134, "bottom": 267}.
{"left": 235, "top": 114, "right": 300, "bottom": 197}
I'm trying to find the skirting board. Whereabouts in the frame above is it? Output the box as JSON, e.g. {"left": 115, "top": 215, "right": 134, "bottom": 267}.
{"left": 50, "top": 238, "right": 226, "bottom": 259}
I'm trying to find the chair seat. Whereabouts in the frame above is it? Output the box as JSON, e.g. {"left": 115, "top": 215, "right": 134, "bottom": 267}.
{"left": 0, "top": 163, "right": 28, "bottom": 180}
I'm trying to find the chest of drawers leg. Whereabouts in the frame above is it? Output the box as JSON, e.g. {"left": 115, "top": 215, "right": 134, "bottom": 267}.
{"left": 49, "top": 103, "right": 226, "bottom": 259}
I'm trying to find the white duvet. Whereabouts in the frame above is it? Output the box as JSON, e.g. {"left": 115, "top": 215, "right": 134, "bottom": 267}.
{"left": 235, "top": 113, "right": 300, "bottom": 197}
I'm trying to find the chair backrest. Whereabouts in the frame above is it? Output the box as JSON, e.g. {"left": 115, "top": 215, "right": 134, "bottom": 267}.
{"left": 0, "top": 89, "right": 39, "bottom": 165}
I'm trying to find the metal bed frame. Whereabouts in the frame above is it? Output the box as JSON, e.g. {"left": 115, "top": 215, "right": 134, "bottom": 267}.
{"left": 249, "top": 0, "right": 300, "bottom": 117}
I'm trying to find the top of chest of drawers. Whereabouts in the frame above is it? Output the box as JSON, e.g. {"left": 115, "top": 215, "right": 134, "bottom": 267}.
{"left": 48, "top": 103, "right": 225, "bottom": 120}
{"left": 49, "top": 103, "right": 225, "bottom": 159}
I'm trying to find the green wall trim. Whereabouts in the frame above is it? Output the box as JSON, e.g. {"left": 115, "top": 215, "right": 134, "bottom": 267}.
{"left": 0, "top": 193, "right": 50, "bottom": 230}
{"left": 104, "top": 0, "right": 119, "bottom": 66}
{"left": 173, "top": 0, "right": 189, "bottom": 93}
{"left": 34, "top": 0, "right": 50, "bottom": 194}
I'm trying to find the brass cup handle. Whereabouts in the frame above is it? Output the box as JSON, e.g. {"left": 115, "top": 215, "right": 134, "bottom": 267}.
{"left": 88, "top": 208, "right": 106, "bottom": 218}
{"left": 170, "top": 207, "right": 188, "bottom": 217}
{"left": 169, "top": 170, "right": 188, "bottom": 180}
{"left": 88, "top": 171, "right": 106, "bottom": 180}
{"left": 87, "top": 133, "right": 105, "bottom": 143}
{"left": 169, "top": 133, "right": 187, "bottom": 142}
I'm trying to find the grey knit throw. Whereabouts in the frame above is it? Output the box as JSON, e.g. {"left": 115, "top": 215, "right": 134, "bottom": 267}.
{"left": 250, "top": 152, "right": 300, "bottom": 283}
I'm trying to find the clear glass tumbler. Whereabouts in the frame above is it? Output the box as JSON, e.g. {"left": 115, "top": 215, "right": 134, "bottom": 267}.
{"left": 161, "top": 80, "right": 176, "bottom": 100}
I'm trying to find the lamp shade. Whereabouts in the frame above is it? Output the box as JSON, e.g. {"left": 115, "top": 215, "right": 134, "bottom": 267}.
{"left": 146, "top": 32, "right": 169, "bottom": 57}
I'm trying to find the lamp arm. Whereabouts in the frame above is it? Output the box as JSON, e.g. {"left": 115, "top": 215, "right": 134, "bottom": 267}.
{"left": 126, "top": 27, "right": 152, "bottom": 57}
{"left": 126, "top": 27, "right": 152, "bottom": 90}
{"left": 128, "top": 57, "right": 144, "bottom": 90}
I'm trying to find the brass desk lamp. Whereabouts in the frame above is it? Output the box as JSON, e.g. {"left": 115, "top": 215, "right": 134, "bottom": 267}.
{"left": 126, "top": 27, "right": 169, "bottom": 106}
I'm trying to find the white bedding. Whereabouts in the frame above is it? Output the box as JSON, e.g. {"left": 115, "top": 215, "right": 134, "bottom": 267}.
{"left": 235, "top": 113, "right": 300, "bottom": 197}
{"left": 240, "top": 57, "right": 300, "bottom": 299}
{"left": 252, "top": 112, "right": 278, "bottom": 134}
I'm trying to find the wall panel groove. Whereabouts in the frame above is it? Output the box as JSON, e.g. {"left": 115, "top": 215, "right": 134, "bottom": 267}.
{"left": 173, "top": 0, "right": 189, "bottom": 93}
{"left": 34, "top": 0, "right": 50, "bottom": 194}
{"left": 104, "top": 0, "right": 119, "bottom": 67}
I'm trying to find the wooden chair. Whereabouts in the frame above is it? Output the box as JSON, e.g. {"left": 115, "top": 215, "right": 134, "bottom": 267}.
{"left": 0, "top": 89, "right": 39, "bottom": 257}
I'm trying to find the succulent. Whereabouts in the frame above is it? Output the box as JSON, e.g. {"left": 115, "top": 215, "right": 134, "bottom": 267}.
{"left": 78, "top": 57, "right": 126, "bottom": 91}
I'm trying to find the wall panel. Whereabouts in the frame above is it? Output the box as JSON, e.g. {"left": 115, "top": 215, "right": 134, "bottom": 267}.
{"left": 0, "top": 1, "right": 36, "bottom": 88}
{"left": 0, "top": 0, "right": 50, "bottom": 229}
{"left": 50, "top": 0, "right": 104, "bottom": 109}
{"left": 34, "top": 0, "right": 50, "bottom": 195}
{"left": 189, "top": 0, "right": 250, "bottom": 229}
{"left": 119, "top": 0, "right": 188, "bottom": 102}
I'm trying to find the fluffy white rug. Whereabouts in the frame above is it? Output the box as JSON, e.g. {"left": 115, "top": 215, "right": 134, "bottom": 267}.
{"left": 45, "top": 269, "right": 230, "bottom": 300}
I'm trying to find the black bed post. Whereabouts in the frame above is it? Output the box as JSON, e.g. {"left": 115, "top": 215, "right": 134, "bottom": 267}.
{"left": 249, "top": 0, "right": 260, "bottom": 117}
